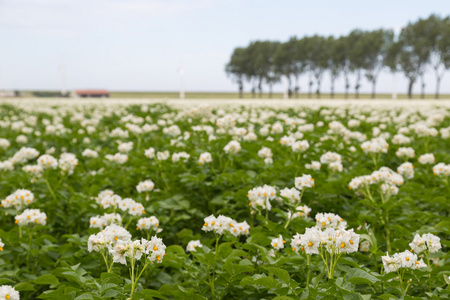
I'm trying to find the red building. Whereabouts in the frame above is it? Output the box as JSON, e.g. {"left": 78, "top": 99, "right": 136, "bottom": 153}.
{"left": 72, "top": 90, "right": 110, "bottom": 98}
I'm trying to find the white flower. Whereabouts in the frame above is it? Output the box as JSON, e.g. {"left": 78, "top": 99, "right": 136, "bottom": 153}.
{"left": 320, "top": 151, "right": 342, "bottom": 164}
{"left": 258, "top": 147, "right": 272, "bottom": 158}
{"left": 305, "top": 161, "right": 321, "bottom": 170}
{"left": 382, "top": 253, "right": 401, "bottom": 273}
{"left": 295, "top": 174, "right": 315, "bottom": 190}
{"left": 422, "top": 233, "right": 442, "bottom": 253}
{"left": 136, "top": 180, "right": 155, "bottom": 193}
{"left": 145, "top": 236, "right": 166, "bottom": 263}
{"left": 409, "top": 234, "right": 426, "bottom": 254}
{"left": 136, "top": 216, "right": 160, "bottom": 231}
{"left": 106, "top": 153, "right": 128, "bottom": 164}
{"left": 186, "top": 240, "right": 203, "bottom": 252}
{"left": 145, "top": 147, "right": 155, "bottom": 159}
{"left": 396, "top": 147, "right": 415, "bottom": 159}
{"left": 0, "top": 238, "right": 4, "bottom": 251}
{"left": 82, "top": 149, "right": 99, "bottom": 158}
{"left": 432, "top": 163, "right": 450, "bottom": 177}
{"left": 118, "top": 141, "right": 133, "bottom": 153}
{"left": 393, "top": 250, "right": 417, "bottom": 268}
{"left": 271, "top": 235, "right": 285, "bottom": 250}
{"left": 247, "top": 185, "right": 277, "bottom": 211}
{"left": 156, "top": 151, "right": 170, "bottom": 161}
{"left": 0, "top": 139, "right": 10, "bottom": 150}
{"left": 279, "top": 187, "right": 300, "bottom": 204}
{"left": 199, "top": 152, "right": 212, "bottom": 165}
{"left": 0, "top": 285, "right": 20, "bottom": 300}
{"left": 361, "top": 137, "right": 389, "bottom": 154}
{"left": 2, "top": 189, "right": 35, "bottom": 211}
{"left": 397, "top": 162, "right": 414, "bottom": 179}
{"left": 37, "top": 154, "right": 58, "bottom": 169}
{"left": 224, "top": 140, "right": 241, "bottom": 154}
{"left": 15, "top": 209, "right": 47, "bottom": 226}
{"left": 418, "top": 153, "right": 435, "bottom": 165}
{"left": 59, "top": 153, "right": 78, "bottom": 175}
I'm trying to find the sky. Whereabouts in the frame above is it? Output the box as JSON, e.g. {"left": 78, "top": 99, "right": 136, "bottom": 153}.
{"left": 0, "top": 0, "right": 449, "bottom": 94}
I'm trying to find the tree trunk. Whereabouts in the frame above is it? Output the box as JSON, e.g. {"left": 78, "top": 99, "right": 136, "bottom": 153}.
{"left": 355, "top": 71, "right": 361, "bottom": 99}
{"left": 371, "top": 79, "right": 376, "bottom": 99}
{"left": 407, "top": 79, "right": 414, "bottom": 99}
{"left": 287, "top": 76, "right": 292, "bottom": 98}
{"left": 258, "top": 78, "right": 263, "bottom": 98}
{"left": 294, "top": 75, "right": 299, "bottom": 98}
{"left": 344, "top": 74, "right": 349, "bottom": 99}
{"left": 420, "top": 76, "right": 425, "bottom": 99}
{"left": 269, "top": 83, "right": 273, "bottom": 99}
{"left": 316, "top": 79, "right": 321, "bottom": 99}
{"left": 435, "top": 76, "right": 441, "bottom": 99}
{"left": 238, "top": 83, "right": 243, "bottom": 99}
{"left": 330, "top": 78, "right": 335, "bottom": 99}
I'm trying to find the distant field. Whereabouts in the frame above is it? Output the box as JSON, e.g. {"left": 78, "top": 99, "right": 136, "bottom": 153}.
{"left": 110, "top": 91, "right": 450, "bottom": 99}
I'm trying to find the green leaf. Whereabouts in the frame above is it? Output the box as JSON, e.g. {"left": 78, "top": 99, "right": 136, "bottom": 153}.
{"left": 74, "top": 293, "right": 94, "bottom": 300}
{"left": 14, "top": 282, "right": 35, "bottom": 291}
{"left": 33, "top": 274, "right": 60, "bottom": 285}
{"left": 346, "top": 269, "right": 380, "bottom": 285}
{"left": 139, "top": 289, "right": 167, "bottom": 299}
{"left": 240, "top": 275, "right": 280, "bottom": 289}
{"left": 263, "top": 266, "right": 291, "bottom": 284}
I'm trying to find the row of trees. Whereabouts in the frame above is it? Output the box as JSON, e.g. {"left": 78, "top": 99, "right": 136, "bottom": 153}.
{"left": 225, "top": 15, "right": 450, "bottom": 99}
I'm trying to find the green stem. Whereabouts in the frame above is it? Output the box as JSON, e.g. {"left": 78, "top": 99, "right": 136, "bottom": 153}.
{"left": 306, "top": 254, "right": 311, "bottom": 285}
{"left": 45, "top": 175, "right": 57, "bottom": 202}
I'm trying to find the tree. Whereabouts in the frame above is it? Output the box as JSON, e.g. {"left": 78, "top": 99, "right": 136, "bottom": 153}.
{"left": 225, "top": 48, "right": 248, "bottom": 98}
{"left": 246, "top": 41, "right": 279, "bottom": 98}
{"left": 426, "top": 15, "right": 449, "bottom": 99}
{"left": 361, "top": 29, "right": 394, "bottom": 98}
{"left": 274, "top": 38, "right": 296, "bottom": 98}
{"left": 438, "top": 17, "right": 450, "bottom": 98}
{"left": 397, "top": 19, "right": 432, "bottom": 99}
{"left": 303, "top": 36, "right": 329, "bottom": 98}
{"left": 328, "top": 36, "right": 346, "bottom": 98}
{"left": 348, "top": 30, "right": 366, "bottom": 99}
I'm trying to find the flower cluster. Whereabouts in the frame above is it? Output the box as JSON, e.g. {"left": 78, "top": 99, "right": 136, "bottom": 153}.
{"left": 95, "top": 190, "right": 145, "bottom": 216}
{"left": 89, "top": 213, "right": 122, "bottom": 229}
{"left": 106, "top": 153, "right": 128, "bottom": 164}
{"left": 110, "top": 236, "right": 166, "bottom": 265}
{"left": 361, "top": 137, "right": 389, "bottom": 154}
{"left": 315, "top": 213, "right": 347, "bottom": 230}
{"left": 247, "top": 185, "right": 277, "bottom": 211}
{"left": 186, "top": 240, "right": 203, "bottom": 252}
{"left": 198, "top": 152, "right": 212, "bottom": 165}
{"left": 88, "top": 224, "right": 132, "bottom": 253}
{"left": 397, "top": 162, "right": 414, "bottom": 179}
{"left": 136, "top": 216, "right": 160, "bottom": 232}
{"left": 59, "top": 153, "right": 79, "bottom": 175}
{"left": 136, "top": 180, "right": 155, "bottom": 193}
{"left": 15, "top": 209, "right": 47, "bottom": 226}
{"left": 291, "top": 227, "right": 360, "bottom": 255}
{"left": 294, "top": 174, "right": 315, "bottom": 190}
{"left": 409, "top": 233, "right": 441, "bottom": 254}
{"left": 396, "top": 147, "right": 415, "bottom": 159}
{"left": 349, "top": 167, "right": 404, "bottom": 191}
{"left": 382, "top": 251, "right": 426, "bottom": 273}
{"left": 432, "top": 163, "right": 450, "bottom": 177}
{"left": 202, "top": 214, "right": 250, "bottom": 237}
{"left": 1, "top": 189, "right": 35, "bottom": 211}
{"left": 224, "top": 140, "right": 241, "bottom": 154}
{"left": 418, "top": 153, "right": 435, "bottom": 165}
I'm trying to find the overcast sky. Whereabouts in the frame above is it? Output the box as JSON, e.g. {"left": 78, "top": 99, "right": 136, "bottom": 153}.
{"left": 0, "top": 0, "right": 449, "bottom": 94}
